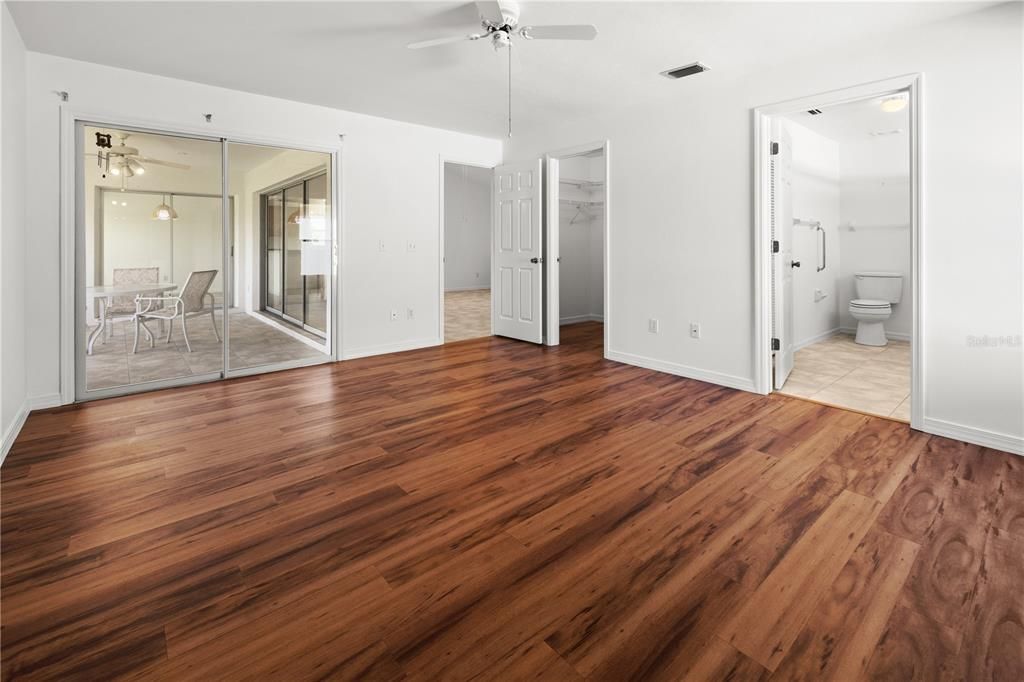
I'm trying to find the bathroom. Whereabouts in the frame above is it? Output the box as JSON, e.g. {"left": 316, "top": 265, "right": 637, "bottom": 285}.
{"left": 776, "top": 95, "right": 911, "bottom": 421}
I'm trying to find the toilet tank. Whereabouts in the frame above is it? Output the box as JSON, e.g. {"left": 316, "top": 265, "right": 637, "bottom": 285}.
{"left": 854, "top": 272, "right": 903, "bottom": 303}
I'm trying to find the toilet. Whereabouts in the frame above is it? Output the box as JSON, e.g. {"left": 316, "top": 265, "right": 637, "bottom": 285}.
{"left": 849, "top": 272, "right": 903, "bottom": 346}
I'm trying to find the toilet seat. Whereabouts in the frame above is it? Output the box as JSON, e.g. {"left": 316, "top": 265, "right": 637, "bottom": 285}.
{"left": 850, "top": 299, "right": 891, "bottom": 309}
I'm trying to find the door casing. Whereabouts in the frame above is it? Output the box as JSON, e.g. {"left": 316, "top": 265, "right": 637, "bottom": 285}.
{"left": 543, "top": 140, "right": 611, "bottom": 351}
{"left": 752, "top": 74, "right": 923, "bottom": 430}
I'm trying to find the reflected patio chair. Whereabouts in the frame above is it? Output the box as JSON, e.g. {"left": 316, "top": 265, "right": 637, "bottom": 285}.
{"left": 100, "top": 267, "right": 162, "bottom": 341}
{"left": 132, "top": 269, "right": 220, "bottom": 353}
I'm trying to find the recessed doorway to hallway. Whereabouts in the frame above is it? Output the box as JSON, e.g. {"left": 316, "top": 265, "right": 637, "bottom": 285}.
{"left": 443, "top": 161, "right": 492, "bottom": 343}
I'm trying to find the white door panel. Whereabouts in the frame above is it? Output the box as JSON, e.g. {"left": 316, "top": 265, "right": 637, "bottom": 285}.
{"left": 773, "top": 122, "right": 795, "bottom": 389}
{"left": 493, "top": 160, "right": 543, "bottom": 343}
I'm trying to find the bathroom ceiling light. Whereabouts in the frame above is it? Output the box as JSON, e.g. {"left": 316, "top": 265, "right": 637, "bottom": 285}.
{"left": 152, "top": 195, "right": 178, "bottom": 221}
{"left": 880, "top": 94, "right": 908, "bottom": 113}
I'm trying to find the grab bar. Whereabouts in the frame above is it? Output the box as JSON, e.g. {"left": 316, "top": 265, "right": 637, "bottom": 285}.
{"left": 816, "top": 225, "right": 826, "bottom": 272}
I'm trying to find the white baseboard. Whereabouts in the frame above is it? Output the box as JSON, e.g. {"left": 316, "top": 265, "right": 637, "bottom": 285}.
{"left": 560, "top": 314, "right": 604, "bottom": 325}
{"left": 605, "top": 348, "right": 758, "bottom": 394}
{"left": 29, "top": 393, "right": 63, "bottom": 410}
{"left": 1, "top": 399, "right": 30, "bottom": 465}
{"left": 342, "top": 337, "right": 442, "bottom": 360}
{"left": 921, "top": 417, "right": 1023, "bottom": 456}
{"left": 840, "top": 326, "right": 911, "bottom": 342}
{"left": 794, "top": 327, "right": 841, "bottom": 351}
{"left": 444, "top": 285, "right": 490, "bottom": 292}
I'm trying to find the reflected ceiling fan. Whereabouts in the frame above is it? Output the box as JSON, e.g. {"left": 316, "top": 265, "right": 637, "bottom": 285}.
{"left": 91, "top": 132, "right": 191, "bottom": 188}
{"left": 408, "top": 0, "right": 598, "bottom": 136}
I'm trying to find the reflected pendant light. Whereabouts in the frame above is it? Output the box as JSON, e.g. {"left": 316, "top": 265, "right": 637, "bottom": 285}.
{"left": 152, "top": 194, "right": 178, "bottom": 221}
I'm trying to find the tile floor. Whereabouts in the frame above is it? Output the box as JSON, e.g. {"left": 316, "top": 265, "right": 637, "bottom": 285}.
{"left": 85, "top": 309, "right": 328, "bottom": 391}
{"left": 777, "top": 333, "right": 911, "bottom": 421}
{"left": 445, "top": 289, "right": 491, "bottom": 343}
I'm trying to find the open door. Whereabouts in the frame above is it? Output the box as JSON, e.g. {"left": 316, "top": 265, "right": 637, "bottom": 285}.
{"left": 772, "top": 122, "right": 795, "bottom": 389}
{"left": 545, "top": 156, "right": 560, "bottom": 346}
{"left": 492, "top": 160, "right": 543, "bottom": 343}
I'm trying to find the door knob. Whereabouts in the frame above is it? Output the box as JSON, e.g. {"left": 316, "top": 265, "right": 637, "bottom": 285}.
{"left": 530, "top": 257, "right": 543, "bottom": 264}
{"left": 790, "top": 260, "right": 801, "bottom": 268}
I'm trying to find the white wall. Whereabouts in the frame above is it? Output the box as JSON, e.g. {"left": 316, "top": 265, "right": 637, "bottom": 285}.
{"left": 1, "top": 2, "right": 27, "bottom": 459}
{"left": 443, "top": 163, "right": 490, "bottom": 291}
{"left": 506, "top": 4, "right": 1023, "bottom": 450}
{"left": 838, "top": 137, "right": 911, "bottom": 338}
{"left": 22, "top": 53, "right": 502, "bottom": 405}
{"left": 784, "top": 120, "right": 841, "bottom": 347}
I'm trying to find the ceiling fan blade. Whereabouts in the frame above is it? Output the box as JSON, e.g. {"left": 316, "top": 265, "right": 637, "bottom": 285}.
{"left": 407, "top": 34, "right": 482, "bottom": 49}
{"left": 520, "top": 25, "right": 598, "bottom": 40}
{"left": 476, "top": 0, "right": 505, "bottom": 26}
{"left": 136, "top": 157, "right": 191, "bottom": 170}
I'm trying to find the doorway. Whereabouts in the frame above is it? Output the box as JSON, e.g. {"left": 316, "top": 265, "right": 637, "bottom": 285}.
{"left": 545, "top": 142, "right": 609, "bottom": 351}
{"left": 442, "top": 161, "right": 493, "bottom": 343}
{"left": 73, "top": 122, "right": 337, "bottom": 401}
{"left": 754, "top": 76, "right": 920, "bottom": 426}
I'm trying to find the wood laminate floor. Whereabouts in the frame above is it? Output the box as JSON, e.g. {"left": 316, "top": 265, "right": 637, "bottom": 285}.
{"left": 2, "top": 323, "right": 1021, "bottom": 680}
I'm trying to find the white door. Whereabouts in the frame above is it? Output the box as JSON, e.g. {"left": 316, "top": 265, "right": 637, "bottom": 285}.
{"left": 493, "top": 160, "right": 543, "bottom": 343}
{"left": 545, "top": 156, "right": 560, "bottom": 346}
{"left": 773, "top": 123, "right": 795, "bottom": 389}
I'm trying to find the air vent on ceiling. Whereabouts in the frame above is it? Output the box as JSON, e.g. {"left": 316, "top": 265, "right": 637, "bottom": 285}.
{"left": 807, "top": 108, "right": 823, "bottom": 115}
{"left": 661, "top": 62, "right": 709, "bottom": 79}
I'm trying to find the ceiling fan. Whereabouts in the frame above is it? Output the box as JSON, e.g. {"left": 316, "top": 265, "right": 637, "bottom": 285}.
{"left": 408, "top": 0, "right": 598, "bottom": 136}
{"left": 91, "top": 132, "right": 191, "bottom": 188}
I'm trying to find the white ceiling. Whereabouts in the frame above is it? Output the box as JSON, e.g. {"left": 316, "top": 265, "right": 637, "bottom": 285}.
{"left": 10, "top": 2, "right": 988, "bottom": 138}
{"left": 784, "top": 95, "right": 910, "bottom": 142}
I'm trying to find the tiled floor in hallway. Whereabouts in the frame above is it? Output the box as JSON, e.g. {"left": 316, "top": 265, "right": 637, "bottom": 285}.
{"left": 445, "top": 289, "right": 491, "bottom": 343}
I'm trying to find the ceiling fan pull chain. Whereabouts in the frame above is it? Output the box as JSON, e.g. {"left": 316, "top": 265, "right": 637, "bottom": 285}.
{"left": 507, "top": 42, "right": 512, "bottom": 138}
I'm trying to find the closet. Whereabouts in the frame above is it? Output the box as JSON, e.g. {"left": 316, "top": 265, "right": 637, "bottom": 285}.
{"left": 557, "top": 155, "right": 604, "bottom": 325}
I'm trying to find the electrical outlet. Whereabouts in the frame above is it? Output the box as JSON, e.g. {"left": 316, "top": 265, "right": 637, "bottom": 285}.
{"left": 689, "top": 322, "right": 701, "bottom": 339}
{"left": 378, "top": 240, "right": 386, "bottom": 252}
{"left": 390, "top": 310, "right": 399, "bottom": 322}
{"left": 648, "top": 318, "right": 659, "bottom": 334}
{"left": 406, "top": 240, "right": 416, "bottom": 252}
{"left": 407, "top": 308, "right": 414, "bottom": 320}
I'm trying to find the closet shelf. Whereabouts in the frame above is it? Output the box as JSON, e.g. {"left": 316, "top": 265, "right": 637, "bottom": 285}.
{"left": 560, "top": 177, "right": 604, "bottom": 189}
{"left": 559, "top": 199, "right": 603, "bottom": 206}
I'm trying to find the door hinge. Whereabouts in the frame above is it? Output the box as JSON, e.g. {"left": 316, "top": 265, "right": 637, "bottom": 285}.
{"left": 771, "top": 338, "right": 781, "bottom": 351}
{"left": 770, "top": 141, "right": 780, "bottom": 155}
{"left": 772, "top": 240, "right": 780, "bottom": 253}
